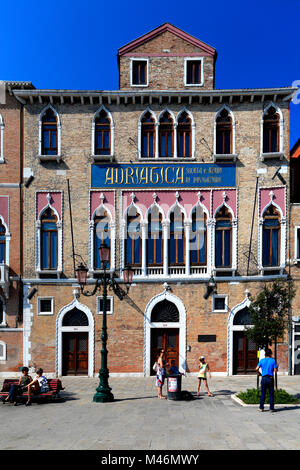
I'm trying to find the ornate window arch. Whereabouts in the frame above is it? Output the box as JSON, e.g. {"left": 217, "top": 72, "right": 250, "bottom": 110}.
{"left": 146, "top": 202, "right": 164, "bottom": 269}
{"left": 122, "top": 196, "right": 144, "bottom": 274}
{"left": 214, "top": 105, "right": 236, "bottom": 155}
{"left": 158, "top": 108, "right": 176, "bottom": 158}
{"left": 36, "top": 194, "right": 62, "bottom": 277}
{"left": 212, "top": 195, "right": 237, "bottom": 275}
{"left": 258, "top": 193, "right": 286, "bottom": 274}
{"left": 89, "top": 194, "right": 115, "bottom": 273}
{"left": 92, "top": 106, "right": 114, "bottom": 157}
{"left": 0, "top": 113, "right": 4, "bottom": 162}
{"left": 261, "top": 102, "right": 284, "bottom": 156}
{"left": 176, "top": 108, "right": 195, "bottom": 158}
{"left": 39, "top": 104, "right": 61, "bottom": 157}
{"left": 138, "top": 108, "right": 157, "bottom": 159}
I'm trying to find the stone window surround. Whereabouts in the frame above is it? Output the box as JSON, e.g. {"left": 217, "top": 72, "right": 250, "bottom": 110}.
{"left": 0, "top": 340, "right": 6, "bottom": 361}
{"left": 130, "top": 58, "right": 149, "bottom": 88}
{"left": 257, "top": 189, "right": 286, "bottom": 275}
{"left": 212, "top": 294, "right": 228, "bottom": 313}
{"left": 260, "top": 101, "right": 284, "bottom": 161}
{"left": 38, "top": 104, "right": 61, "bottom": 159}
{"left": 137, "top": 106, "right": 196, "bottom": 160}
{"left": 91, "top": 105, "right": 115, "bottom": 160}
{"left": 37, "top": 296, "right": 54, "bottom": 315}
{"left": 96, "top": 295, "right": 114, "bottom": 315}
{"left": 0, "top": 295, "right": 6, "bottom": 326}
{"left": 184, "top": 57, "right": 204, "bottom": 87}
{"left": 294, "top": 226, "right": 300, "bottom": 264}
{"left": 213, "top": 104, "right": 237, "bottom": 161}
{"left": 35, "top": 191, "right": 63, "bottom": 278}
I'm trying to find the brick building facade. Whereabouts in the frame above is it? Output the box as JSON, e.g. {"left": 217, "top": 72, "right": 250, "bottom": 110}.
{"left": 1, "top": 23, "right": 298, "bottom": 377}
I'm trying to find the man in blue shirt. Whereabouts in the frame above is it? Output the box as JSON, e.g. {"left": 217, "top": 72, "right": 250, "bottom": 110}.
{"left": 256, "top": 349, "right": 278, "bottom": 412}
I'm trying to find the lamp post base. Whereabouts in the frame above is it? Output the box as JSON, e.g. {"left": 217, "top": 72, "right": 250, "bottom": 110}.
{"left": 93, "top": 391, "right": 114, "bottom": 403}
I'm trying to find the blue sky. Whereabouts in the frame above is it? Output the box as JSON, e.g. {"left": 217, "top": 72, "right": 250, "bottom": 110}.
{"left": 1, "top": 0, "right": 300, "bottom": 147}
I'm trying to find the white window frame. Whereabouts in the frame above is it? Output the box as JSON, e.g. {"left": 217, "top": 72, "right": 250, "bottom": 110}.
{"left": 212, "top": 294, "right": 228, "bottom": 313}
{"left": 260, "top": 102, "right": 284, "bottom": 161}
{"left": 213, "top": 105, "right": 237, "bottom": 161}
{"left": 0, "top": 295, "right": 6, "bottom": 326}
{"left": 97, "top": 295, "right": 114, "bottom": 315}
{"left": 91, "top": 105, "right": 114, "bottom": 160}
{"left": 0, "top": 113, "right": 5, "bottom": 163}
{"left": 130, "top": 58, "right": 149, "bottom": 87}
{"left": 35, "top": 192, "right": 63, "bottom": 277}
{"left": 38, "top": 104, "right": 61, "bottom": 160}
{"left": 37, "top": 297, "right": 54, "bottom": 315}
{"left": 0, "top": 340, "right": 6, "bottom": 360}
{"left": 184, "top": 57, "right": 204, "bottom": 87}
{"left": 294, "top": 226, "right": 300, "bottom": 263}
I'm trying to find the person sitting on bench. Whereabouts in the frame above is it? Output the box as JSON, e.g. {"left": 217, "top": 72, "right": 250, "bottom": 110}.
{"left": 24, "top": 368, "right": 49, "bottom": 406}
{"left": 1, "top": 366, "right": 33, "bottom": 406}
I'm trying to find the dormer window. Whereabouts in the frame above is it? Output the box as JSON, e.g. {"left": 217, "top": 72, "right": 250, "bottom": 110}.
{"left": 131, "top": 59, "right": 148, "bottom": 86}
{"left": 184, "top": 58, "right": 204, "bottom": 86}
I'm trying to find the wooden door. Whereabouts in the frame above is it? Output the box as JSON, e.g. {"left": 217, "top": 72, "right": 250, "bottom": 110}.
{"left": 233, "top": 332, "right": 257, "bottom": 374}
{"left": 62, "top": 332, "right": 88, "bottom": 375}
{"left": 151, "top": 328, "right": 179, "bottom": 375}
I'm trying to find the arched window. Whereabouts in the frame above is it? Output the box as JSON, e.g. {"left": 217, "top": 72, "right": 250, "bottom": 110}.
{"left": 141, "top": 111, "right": 155, "bottom": 158}
{"left": 159, "top": 111, "right": 174, "bottom": 158}
{"left": 42, "top": 108, "right": 58, "bottom": 155}
{"left": 169, "top": 207, "right": 185, "bottom": 265}
{"left": 147, "top": 207, "right": 163, "bottom": 266}
{"left": 215, "top": 206, "right": 232, "bottom": 268}
{"left": 125, "top": 208, "right": 141, "bottom": 266}
{"left": 95, "top": 110, "right": 111, "bottom": 155}
{"left": 263, "top": 106, "right": 280, "bottom": 153}
{"left": 190, "top": 206, "right": 206, "bottom": 266}
{"left": 177, "top": 111, "right": 192, "bottom": 158}
{"left": 216, "top": 108, "right": 232, "bottom": 155}
{"left": 62, "top": 308, "right": 89, "bottom": 326}
{"left": 94, "top": 209, "right": 110, "bottom": 269}
{"left": 262, "top": 205, "right": 280, "bottom": 267}
{"left": 0, "top": 222, "right": 6, "bottom": 264}
{"left": 41, "top": 208, "right": 58, "bottom": 270}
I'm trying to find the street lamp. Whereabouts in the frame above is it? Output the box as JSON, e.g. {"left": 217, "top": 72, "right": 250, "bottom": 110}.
{"left": 203, "top": 274, "right": 217, "bottom": 300}
{"left": 75, "top": 242, "right": 134, "bottom": 403}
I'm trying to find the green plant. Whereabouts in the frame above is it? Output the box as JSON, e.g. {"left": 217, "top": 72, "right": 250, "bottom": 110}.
{"left": 237, "top": 388, "right": 298, "bottom": 405}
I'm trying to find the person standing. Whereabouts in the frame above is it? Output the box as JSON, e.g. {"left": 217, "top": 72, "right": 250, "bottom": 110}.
{"left": 197, "top": 356, "right": 213, "bottom": 397}
{"left": 156, "top": 349, "right": 166, "bottom": 399}
{"left": 256, "top": 349, "right": 278, "bottom": 412}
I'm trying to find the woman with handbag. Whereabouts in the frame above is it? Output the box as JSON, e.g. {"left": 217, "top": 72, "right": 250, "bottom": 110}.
{"left": 155, "top": 349, "right": 166, "bottom": 399}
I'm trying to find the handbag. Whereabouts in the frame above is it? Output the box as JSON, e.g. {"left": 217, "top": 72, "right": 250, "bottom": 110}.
{"left": 153, "top": 362, "right": 159, "bottom": 372}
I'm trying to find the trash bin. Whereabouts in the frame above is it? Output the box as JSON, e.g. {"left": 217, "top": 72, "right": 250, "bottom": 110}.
{"left": 167, "top": 374, "right": 182, "bottom": 400}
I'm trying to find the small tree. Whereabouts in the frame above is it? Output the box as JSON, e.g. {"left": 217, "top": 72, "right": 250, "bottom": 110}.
{"left": 246, "top": 278, "right": 295, "bottom": 388}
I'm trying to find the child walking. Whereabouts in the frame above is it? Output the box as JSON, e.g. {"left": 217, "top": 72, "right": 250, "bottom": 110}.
{"left": 197, "top": 356, "right": 214, "bottom": 397}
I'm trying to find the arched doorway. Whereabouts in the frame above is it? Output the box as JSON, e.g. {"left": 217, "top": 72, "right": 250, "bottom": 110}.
{"left": 144, "top": 288, "right": 186, "bottom": 376}
{"left": 62, "top": 308, "right": 89, "bottom": 376}
{"left": 150, "top": 300, "right": 179, "bottom": 375}
{"left": 232, "top": 307, "right": 257, "bottom": 375}
{"left": 56, "top": 298, "right": 94, "bottom": 377}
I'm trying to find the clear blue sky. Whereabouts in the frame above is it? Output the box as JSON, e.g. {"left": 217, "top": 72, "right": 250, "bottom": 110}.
{"left": 1, "top": 0, "right": 299, "bottom": 147}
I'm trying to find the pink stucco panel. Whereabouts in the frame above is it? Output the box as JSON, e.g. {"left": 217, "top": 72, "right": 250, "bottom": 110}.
{"left": 212, "top": 189, "right": 237, "bottom": 217}
{"left": 122, "top": 190, "right": 211, "bottom": 219}
{"left": 259, "top": 187, "right": 286, "bottom": 217}
{"left": 0, "top": 196, "right": 9, "bottom": 229}
{"left": 90, "top": 191, "right": 115, "bottom": 220}
{"left": 36, "top": 192, "right": 62, "bottom": 220}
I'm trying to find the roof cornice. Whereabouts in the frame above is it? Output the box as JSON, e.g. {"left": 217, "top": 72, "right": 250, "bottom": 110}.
{"left": 118, "top": 23, "right": 216, "bottom": 57}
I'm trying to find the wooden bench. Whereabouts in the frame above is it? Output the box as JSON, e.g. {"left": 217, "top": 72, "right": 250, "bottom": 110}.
{"left": 0, "top": 378, "right": 64, "bottom": 403}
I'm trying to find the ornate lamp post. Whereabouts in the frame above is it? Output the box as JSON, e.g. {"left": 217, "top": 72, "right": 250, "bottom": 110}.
{"left": 75, "top": 243, "right": 134, "bottom": 403}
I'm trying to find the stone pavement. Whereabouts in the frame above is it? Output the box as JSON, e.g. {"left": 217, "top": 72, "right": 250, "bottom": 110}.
{"left": 1, "top": 375, "right": 300, "bottom": 450}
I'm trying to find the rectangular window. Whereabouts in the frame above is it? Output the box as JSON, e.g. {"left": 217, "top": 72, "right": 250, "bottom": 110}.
{"left": 212, "top": 295, "right": 228, "bottom": 312}
{"left": 97, "top": 296, "right": 113, "bottom": 315}
{"left": 131, "top": 60, "right": 148, "bottom": 86}
{"left": 185, "top": 58, "right": 203, "bottom": 86}
{"left": 296, "top": 228, "right": 300, "bottom": 261}
{"left": 38, "top": 297, "right": 54, "bottom": 315}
